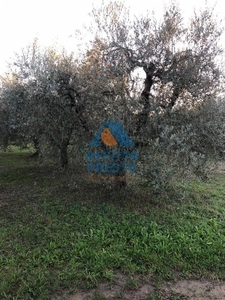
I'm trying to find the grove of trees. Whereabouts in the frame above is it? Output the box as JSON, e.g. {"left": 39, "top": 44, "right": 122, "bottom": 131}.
{"left": 1, "top": 1, "right": 225, "bottom": 193}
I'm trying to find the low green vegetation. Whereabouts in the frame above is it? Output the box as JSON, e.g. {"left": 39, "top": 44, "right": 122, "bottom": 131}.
{"left": 0, "top": 149, "right": 225, "bottom": 300}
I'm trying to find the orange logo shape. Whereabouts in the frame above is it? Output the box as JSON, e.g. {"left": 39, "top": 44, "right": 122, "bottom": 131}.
{"left": 101, "top": 127, "right": 118, "bottom": 146}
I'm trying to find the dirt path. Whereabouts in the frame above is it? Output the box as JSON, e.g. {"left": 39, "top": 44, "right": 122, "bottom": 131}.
{"left": 53, "top": 273, "right": 225, "bottom": 300}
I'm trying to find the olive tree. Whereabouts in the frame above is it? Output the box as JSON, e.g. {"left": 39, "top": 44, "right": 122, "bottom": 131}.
{"left": 2, "top": 41, "right": 89, "bottom": 167}
{"left": 82, "top": 1, "right": 225, "bottom": 191}
{"left": 0, "top": 74, "right": 27, "bottom": 150}
{"left": 1, "top": 1, "right": 225, "bottom": 193}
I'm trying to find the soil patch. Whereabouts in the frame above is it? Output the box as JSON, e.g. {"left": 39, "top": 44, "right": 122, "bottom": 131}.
{"left": 53, "top": 274, "right": 225, "bottom": 300}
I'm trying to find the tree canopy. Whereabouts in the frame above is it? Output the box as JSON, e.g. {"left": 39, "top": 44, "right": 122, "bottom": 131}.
{"left": 0, "top": 1, "right": 225, "bottom": 192}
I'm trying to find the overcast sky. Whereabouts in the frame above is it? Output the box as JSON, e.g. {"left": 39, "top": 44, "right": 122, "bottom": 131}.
{"left": 0, "top": 0, "right": 224, "bottom": 74}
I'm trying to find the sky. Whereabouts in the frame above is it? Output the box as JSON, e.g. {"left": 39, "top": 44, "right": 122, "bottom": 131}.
{"left": 0, "top": 0, "right": 224, "bottom": 75}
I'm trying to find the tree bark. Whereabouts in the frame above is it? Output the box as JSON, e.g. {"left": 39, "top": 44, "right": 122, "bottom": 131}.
{"left": 31, "top": 137, "right": 40, "bottom": 157}
{"left": 60, "top": 141, "right": 69, "bottom": 169}
{"left": 136, "top": 63, "right": 155, "bottom": 132}
{"left": 3, "top": 136, "right": 9, "bottom": 151}
{"left": 114, "top": 149, "right": 127, "bottom": 189}
{"left": 168, "top": 86, "right": 180, "bottom": 109}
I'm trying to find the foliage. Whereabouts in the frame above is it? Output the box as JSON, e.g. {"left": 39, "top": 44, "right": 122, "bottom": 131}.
{"left": 0, "top": 40, "right": 89, "bottom": 167}
{"left": 90, "top": 1, "right": 225, "bottom": 190}
{"left": 0, "top": 1, "right": 225, "bottom": 190}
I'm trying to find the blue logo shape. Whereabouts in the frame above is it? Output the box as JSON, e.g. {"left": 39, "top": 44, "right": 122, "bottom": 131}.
{"left": 90, "top": 121, "right": 134, "bottom": 147}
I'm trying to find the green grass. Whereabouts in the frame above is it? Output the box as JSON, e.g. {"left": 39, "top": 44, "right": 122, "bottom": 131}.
{"left": 0, "top": 148, "right": 225, "bottom": 299}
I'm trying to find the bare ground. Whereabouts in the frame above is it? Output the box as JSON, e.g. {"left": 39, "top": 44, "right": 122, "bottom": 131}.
{"left": 52, "top": 272, "right": 225, "bottom": 300}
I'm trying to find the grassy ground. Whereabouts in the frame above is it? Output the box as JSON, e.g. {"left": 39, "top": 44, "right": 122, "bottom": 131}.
{"left": 0, "top": 148, "right": 225, "bottom": 300}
